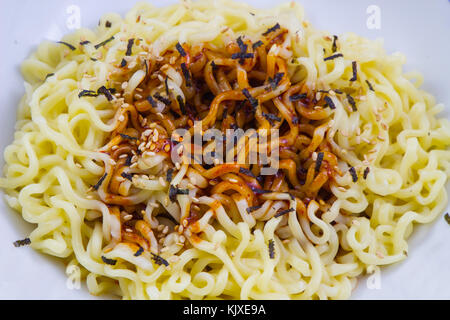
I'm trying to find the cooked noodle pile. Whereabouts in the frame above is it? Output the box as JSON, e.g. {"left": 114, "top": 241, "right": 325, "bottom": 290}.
{"left": 1, "top": 0, "right": 449, "bottom": 299}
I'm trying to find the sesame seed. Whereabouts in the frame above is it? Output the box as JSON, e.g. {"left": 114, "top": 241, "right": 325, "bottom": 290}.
{"left": 172, "top": 133, "right": 180, "bottom": 141}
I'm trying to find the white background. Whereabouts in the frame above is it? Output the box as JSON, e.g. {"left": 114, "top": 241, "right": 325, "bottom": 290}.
{"left": 0, "top": 0, "right": 449, "bottom": 299}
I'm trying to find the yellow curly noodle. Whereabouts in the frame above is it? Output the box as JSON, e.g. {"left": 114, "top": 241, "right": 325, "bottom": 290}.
{"left": 1, "top": 0, "right": 449, "bottom": 300}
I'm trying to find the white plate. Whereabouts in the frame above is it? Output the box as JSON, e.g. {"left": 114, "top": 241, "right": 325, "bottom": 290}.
{"left": 0, "top": 0, "right": 449, "bottom": 300}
